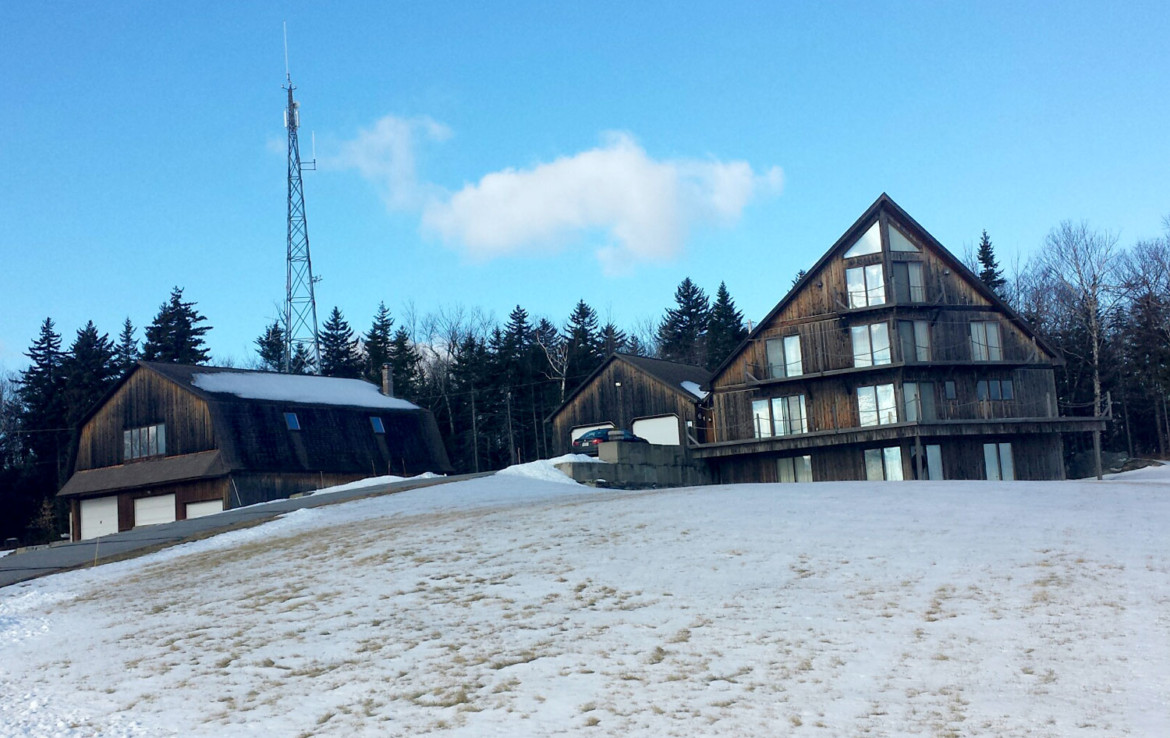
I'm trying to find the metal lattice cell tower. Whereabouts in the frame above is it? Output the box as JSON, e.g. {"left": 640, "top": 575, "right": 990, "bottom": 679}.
{"left": 282, "top": 59, "right": 321, "bottom": 373}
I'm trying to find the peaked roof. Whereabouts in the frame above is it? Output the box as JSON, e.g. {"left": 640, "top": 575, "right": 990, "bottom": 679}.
{"left": 548, "top": 352, "right": 710, "bottom": 422}
{"left": 708, "top": 193, "right": 1060, "bottom": 383}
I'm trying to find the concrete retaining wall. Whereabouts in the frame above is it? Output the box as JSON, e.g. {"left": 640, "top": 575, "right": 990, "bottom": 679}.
{"left": 556, "top": 443, "right": 711, "bottom": 488}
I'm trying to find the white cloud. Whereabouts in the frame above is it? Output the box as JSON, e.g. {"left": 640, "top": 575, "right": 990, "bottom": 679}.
{"left": 335, "top": 123, "right": 782, "bottom": 272}
{"left": 328, "top": 115, "right": 452, "bottom": 210}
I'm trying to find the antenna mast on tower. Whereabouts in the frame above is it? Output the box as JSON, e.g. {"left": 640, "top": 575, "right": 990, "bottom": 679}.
{"left": 282, "top": 24, "right": 321, "bottom": 373}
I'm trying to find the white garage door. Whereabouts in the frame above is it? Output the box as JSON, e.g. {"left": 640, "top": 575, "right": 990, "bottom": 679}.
{"left": 80, "top": 496, "right": 119, "bottom": 540}
{"left": 133, "top": 494, "right": 176, "bottom": 528}
{"left": 185, "top": 499, "right": 224, "bottom": 519}
{"left": 632, "top": 415, "right": 681, "bottom": 446}
{"left": 570, "top": 422, "right": 614, "bottom": 442}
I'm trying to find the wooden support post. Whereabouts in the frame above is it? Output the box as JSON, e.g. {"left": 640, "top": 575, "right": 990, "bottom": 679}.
{"left": 914, "top": 433, "right": 924, "bottom": 480}
{"left": 1093, "top": 429, "right": 1103, "bottom": 481}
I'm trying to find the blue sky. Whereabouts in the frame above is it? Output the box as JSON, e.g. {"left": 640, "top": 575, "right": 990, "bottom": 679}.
{"left": 3, "top": 1, "right": 1167, "bottom": 371}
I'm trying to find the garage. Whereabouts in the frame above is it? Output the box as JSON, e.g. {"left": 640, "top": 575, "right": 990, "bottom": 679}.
{"left": 632, "top": 414, "right": 682, "bottom": 446}
{"left": 80, "top": 496, "right": 120, "bottom": 540}
{"left": 133, "top": 494, "right": 176, "bottom": 528}
{"left": 185, "top": 499, "right": 224, "bottom": 519}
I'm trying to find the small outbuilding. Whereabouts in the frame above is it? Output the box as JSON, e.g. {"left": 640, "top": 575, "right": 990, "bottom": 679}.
{"left": 548, "top": 353, "right": 710, "bottom": 455}
{"left": 59, "top": 361, "right": 452, "bottom": 540}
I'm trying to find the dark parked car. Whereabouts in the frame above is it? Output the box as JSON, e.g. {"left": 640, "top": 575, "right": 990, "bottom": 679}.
{"left": 571, "top": 428, "right": 649, "bottom": 455}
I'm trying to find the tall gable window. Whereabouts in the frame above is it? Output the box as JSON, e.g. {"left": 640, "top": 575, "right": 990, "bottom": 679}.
{"left": 891, "top": 262, "right": 926, "bottom": 302}
{"left": 851, "top": 323, "right": 891, "bottom": 367}
{"left": 846, "top": 264, "right": 886, "bottom": 308}
{"left": 843, "top": 221, "right": 882, "bottom": 258}
{"left": 970, "top": 321, "right": 1003, "bottom": 361}
{"left": 765, "top": 335, "right": 803, "bottom": 379}
{"left": 124, "top": 423, "right": 166, "bottom": 461}
{"left": 857, "top": 384, "right": 897, "bottom": 426}
{"left": 284, "top": 412, "right": 301, "bottom": 431}
{"left": 888, "top": 223, "right": 920, "bottom": 252}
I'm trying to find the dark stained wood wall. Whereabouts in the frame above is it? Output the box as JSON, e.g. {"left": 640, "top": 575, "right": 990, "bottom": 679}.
{"left": 551, "top": 358, "right": 700, "bottom": 455}
{"left": 75, "top": 369, "right": 215, "bottom": 471}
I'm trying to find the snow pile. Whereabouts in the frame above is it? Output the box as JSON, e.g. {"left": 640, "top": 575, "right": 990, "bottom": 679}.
{"left": 680, "top": 380, "right": 708, "bottom": 399}
{"left": 1, "top": 467, "right": 1169, "bottom": 736}
{"left": 496, "top": 454, "right": 604, "bottom": 485}
{"left": 191, "top": 371, "right": 418, "bottom": 410}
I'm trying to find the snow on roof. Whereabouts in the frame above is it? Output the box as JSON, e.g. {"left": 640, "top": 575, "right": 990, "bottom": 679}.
{"left": 191, "top": 372, "right": 419, "bottom": 410}
{"left": 680, "top": 380, "right": 708, "bottom": 400}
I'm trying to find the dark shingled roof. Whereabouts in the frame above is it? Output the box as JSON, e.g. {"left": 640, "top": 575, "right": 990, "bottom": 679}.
{"left": 59, "top": 451, "right": 229, "bottom": 498}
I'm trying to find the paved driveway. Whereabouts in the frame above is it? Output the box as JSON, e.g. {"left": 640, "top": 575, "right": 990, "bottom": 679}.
{"left": 0, "top": 473, "right": 489, "bottom": 588}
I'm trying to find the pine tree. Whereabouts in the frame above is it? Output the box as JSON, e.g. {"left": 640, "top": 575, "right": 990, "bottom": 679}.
{"left": 791, "top": 268, "right": 807, "bottom": 289}
{"left": 254, "top": 321, "right": 286, "bottom": 371}
{"left": 289, "top": 342, "right": 315, "bottom": 375}
{"left": 14, "top": 319, "right": 70, "bottom": 539}
{"left": 142, "top": 287, "right": 212, "bottom": 364}
{"left": 563, "top": 300, "right": 604, "bottom": 390}
{"left": 62, "top": 321, "right": 118, "bottom": 427}
{"left": 318, "top": 307, "right": 364, "bottom": 378}
{"left": 364, "top": 302, "right": 394, "bottom": 384}
{"left": 625, "top": 334, "right": 652, "bottom": 357}
{"left": 600, "top": 322, "right": 627, "bottom": 357}
{"left": 705, "top": 281, "right": 748, "bottom": 370}
{"left": 977, "top": 230, "right": 1007, "bottom": 297}
{"left": 388, "top": 327, "right": 422, "bottom": 400}
{"left": 657, "top": 277, "right": 709, "bottom": 366}
{"left": 114, "top": 318, "right": 139, "bottom": 375}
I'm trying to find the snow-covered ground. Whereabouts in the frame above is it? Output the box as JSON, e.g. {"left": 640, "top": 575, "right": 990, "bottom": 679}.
{"left": 2, "top": 463, "right": 1169, "bottom": 737}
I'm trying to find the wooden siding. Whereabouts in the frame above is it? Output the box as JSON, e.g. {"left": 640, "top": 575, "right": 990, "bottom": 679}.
{"left": 75, "top": 369, "right": 215, "bottom": 471}
{"left": 551, "top": 359, "right": 700, "bottom": 455}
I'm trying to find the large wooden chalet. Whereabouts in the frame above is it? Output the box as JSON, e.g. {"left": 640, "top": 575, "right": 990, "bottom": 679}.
{"left": 59, "top": 362, "right": 452, "bottom": 540}
{"left": 692, "top": 194, "right": 1106, "bottom": 483}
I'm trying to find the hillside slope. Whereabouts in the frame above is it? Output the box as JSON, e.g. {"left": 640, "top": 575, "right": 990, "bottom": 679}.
{"left": 2, "top": 464, "right": 1169, "bottom": 736}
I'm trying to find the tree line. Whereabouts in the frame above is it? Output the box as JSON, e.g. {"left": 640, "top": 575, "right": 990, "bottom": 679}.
{"left": 0, "top": 279, "right": 748, "bottom": 545}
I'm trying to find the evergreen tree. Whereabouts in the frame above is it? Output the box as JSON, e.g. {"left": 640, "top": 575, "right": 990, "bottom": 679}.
{"left": 289, "top": 342, "right": 315, "bottom": 375}
{"left": 318, "top": 306, "right": 363, "bottom": 378}
{"left": 142, "top": 287, "right": 212, "bottom": 364}
{"left": 705, "top": 282, "right": 749, "bottom": 370}
{"left": 563, "top": 300, "right": 604, "bottom": 390}
{"left": 61, "top": 321, "right": 118, "bottom": 427}
{"left": 254, "top": 321, "right": 286, "bottom": 371}
{"left": 625, "top": 334, "right": 652, "bottom": 357}
{"left": 388, "top": 327, "right": 423, "bottom": 401}
{"left": 791, "top": 268, "right": 808, "bottom": 289}
{"left": 977, "top": 230, "right": 1007, "bottom": 297}
{"left": 657, "top": 278, "right": 709, "bottom": 366}
{"left": 364, "top": 302, "right": 394, "bottom": 384}
{"left": 114, "top": 318, "right": 139, "bottom": 375}
{"left": 600, "top": 322, "right": 627, "bottom": 357}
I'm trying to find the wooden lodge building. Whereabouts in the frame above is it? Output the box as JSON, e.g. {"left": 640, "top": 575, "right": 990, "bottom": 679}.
{"left": 58, "top": 362, "right": 452, "bottom": 540}
{"left": 548, "top": 353, "right": 709, "bottom": 454}
{"left": 691, "top": 194, "right": 1106, "bottom": 483}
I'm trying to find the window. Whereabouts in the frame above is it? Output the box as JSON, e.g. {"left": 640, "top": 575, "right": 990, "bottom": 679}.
{"left": 888, "top": 223, "right": 920, "bottom": 252}
{"left": 778, "top": 455, "right": 813, "bottom": 483}
{"left": 765, "top": 334, "right": 803, "bottom": 379}
{"left": 970, "top": 321, "right": 1003, "bottom": 361}
{"left": 753, "top": 395, "right": 808, "bottom": 437}
{"left": 370, "top": 416, "right": 386, "bottom": 434}
{"left": 752, "top": 399, "right": 772, "bottom": 438}
{"left": 903, "top": 382, "right": 936, "bottom": 422}
{"left": 284, "top": 412, "right": 301, "bottom": 431}
{"left": 944, "top": 381, "right": 957, "bottom": 400}
{"left": 898, "top": 320, "right": 931, "bottom": 363}
{"left": 123, "top": 423, "right": 166, "bottom": 461}
{"left": 984, "top": 442, "right": 1015, "bottom": 481}
{"left": 925, "top": 444, "right": 944, "bottom": 480}
{"left": 892, "top": 262, "right": 926, "bottom": 303}
{"left": 857, "top": 384, "right": 897, "bottom": 427}
{"left": 843, "top": 221, "right": 882, "bottom": 258}
{"left": 771, "top": 395, "right": 808, "bottom": 436}
{"left": 976, "top": 379, "right": 1014, "bottom": 401}
{"left": 846, "top": 264, "right": 886, "bottom": 308}
{"left": 851, "top": 323, "right": 891, "bottom": 367}
{"left": 865, "top": 447, "right": 904, "bottom": 481}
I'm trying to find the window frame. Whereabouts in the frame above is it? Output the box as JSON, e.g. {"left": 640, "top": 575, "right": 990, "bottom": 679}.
{"left": 123, "top": 423, "right": 166, "bottom": 461}
{"left": 864, "top": 446, "right": 904, "bottom": 481}
{"left": 770, "top": 394, "right": 809, "bottom": 436}
{"left": 857, "top": 384, "right": 898, "bottom": 427}
{"left": 970, "top": 321, "right": 1003, "bottom": 361}
{"left": 284, "top": 412, "right": 301, "bottom": 431}
{"left": 851, "top": 322, "right": 892, "bottom": 368}
{"left": 845, "top": 264, "right": 887, "bottom": 308}
{"left": 984, "top": 442, "right": 1015, "bottom": 481}
{"left": 765, "top": 334, "right": 803, "bottom": 379}
{"left": 778, "top": 455, "right": 813, "bottom": 483}
{"left": 370, "top": 416, "right": 386, "bottom": 434}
